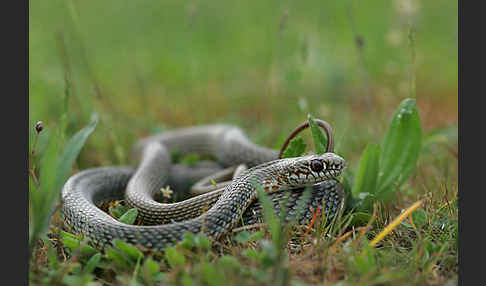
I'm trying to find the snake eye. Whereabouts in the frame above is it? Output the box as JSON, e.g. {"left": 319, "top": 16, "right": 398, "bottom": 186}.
{"left": 310, "top": 160, "right": 324, "bottom": 172}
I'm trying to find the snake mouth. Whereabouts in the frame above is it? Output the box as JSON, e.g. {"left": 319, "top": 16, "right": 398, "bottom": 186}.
{"left": 321, "top": 166, "right": 345, "bottom": 181}
{"left": 323, "top": 168, "right": 344, "bottom": 180}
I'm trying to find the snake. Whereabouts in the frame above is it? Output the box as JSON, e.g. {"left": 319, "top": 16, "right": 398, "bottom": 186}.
{"left": 61, "top": 124, "right": 346, "bottom": 250}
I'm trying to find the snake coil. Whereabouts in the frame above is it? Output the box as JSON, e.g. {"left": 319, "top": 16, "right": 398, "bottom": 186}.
{"left": 61, "top": 122, "right": 346, "bottom": 250}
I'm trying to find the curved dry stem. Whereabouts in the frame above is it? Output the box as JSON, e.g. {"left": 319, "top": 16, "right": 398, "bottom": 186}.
{"left": 279, "top": 118, "right": 334, "bottom": 158}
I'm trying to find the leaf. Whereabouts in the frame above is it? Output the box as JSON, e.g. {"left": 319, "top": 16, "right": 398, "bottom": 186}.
{"left": 60, "top": 234, "right": 98, "bottom": 257}
{"left": 30, "top": 114, "right": 98, "bottom": 250}
{"left": 352, "top": 143, "right": 381, "bottom": 197}
{"left": 30, "top": 127, "right": 60, "bottom": 246}
{"left": 181, "top": 153, "right": 201, "bottom": 165}
{"left": 412, "top": 209, "right": 428, "bottom": 228}
{"left": 341, "top": 169, "right": 354, "bottom": 211}
{"left": 200, "top": 262, "right": 224, "bottom": 286}
{"left": 377, "top": 98, "right": 422, "bottom": 199}
{"left": 349, "top": 212, "right": 374, "bottom": 226}
{"left": 60, "top": 230, "right": 78, "bottom": 240}
{"left": 109, "top": 206, "right": 123, "bottom": 219}
{"left": 55, "top": 113, "right": 99, "bottom": 196}
{"left": 250, "top": 231, "right": 264, "bottom": 241}
{"left": 105, "top": 247, "right": 131, "bottom": 269}
{"left": 142, "top": 257, "right": 160, "bottom": 276}
{"left": 218, "top": 255, "right": 241, "bottom": 270}
{"left": 244, "top": 249, "right": 260, "bottom": 260}
{"left": 308, "top": 114, "right": 327, "bottom": 154}
{"left": 235, "top": 231, "right": 251, "bottom": 244}
{"left": 195, "top": 233, "right": 211, "bottom": 250}
{"left": 113, "top": 239, "right": 144, "bottom": 262}
{"left": 84, "top": 253, "right": 102, "bottom": 274}
{"left": 165, "top": 246, "right": 186, "bottom": 268}
{"left": 281, "top": 137, "right": 306, "bottom": 158}
{"left": 119, "top": 208, "right": 138, "bottom": 225}
{"left": 180, "top": 232, "right": 195, "bottom": 250}
{"left": 182, "top": 275, "right": 195, "bottom": 286}
{"left": 44, "top": 237, "right": 59, "bottom": 270}
{"left": 152, "top": 272, "right": 167, "bottom": 282}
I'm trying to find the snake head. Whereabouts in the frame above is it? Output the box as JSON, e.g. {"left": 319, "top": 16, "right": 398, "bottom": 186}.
{"left": 282, "top": 153, "right": 346, "bottom": 187}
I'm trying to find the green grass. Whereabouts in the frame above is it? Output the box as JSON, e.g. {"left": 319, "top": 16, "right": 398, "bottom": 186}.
{"left": 29, "top": 0, "right": 457, "bottom": 285}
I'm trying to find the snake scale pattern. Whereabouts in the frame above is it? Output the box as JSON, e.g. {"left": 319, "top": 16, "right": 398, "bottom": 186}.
{"left": 61, "top": 125, "right": 346, "bottom": 250}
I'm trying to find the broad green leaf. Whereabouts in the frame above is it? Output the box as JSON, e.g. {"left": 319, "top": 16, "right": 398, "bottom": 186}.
{"left": 195, "top": 233, "right": 211, "bottom": 250}
{"left": 105, "top": 247, "right": 131, "bottom": 269}
{"left": 349, "top": 212, "right": 374, "bottom": 226}
{"left": 235, "top": 231, "right": 251, "bottom": 244}
{"left": 60, "top": 234, "right": 80, "bottom": 250}
{"left": 180, "top": 232, "right": 195, "bottom": 250}
{"left": 119, "top": 208, "right": 138, "bottom": 225}
{"left": 244, "top": 249, "right": 260, "bottom": 260}
{"left": 308, "top": 114, "right": 327, "bottom": 154}
{"left": 281, "top": 137, "right": 306, "bottom": 158}
{"left": 109, "top": 206, "right": 123, "bottom": 219}
{"left": 377, "top": 98, "right": 422, "bottom": 198}
{"left": 113, "top": 239, "right": 144, "bottom": 261}
{"left": 165, "top": 246, "right": 186, "bottom": 268}
{"left": 142, "top": 257, "right": 160, "bottom": 276}
{"left": 353, "top": 144, "right": 381, "bottom": 197}
{"left": 60, "top": 230, "right": 78, "bottom": 240}
{"left": 200, "top": 262, "right": 224, "bottom": 286}
{"left": 84, "top": 253, "right": 102, "bottom": 274}
{"left": 60, "top": 235, "right": 98, "bottom": 257}
{"left": 69, "top": 262, "right": 83, "bottom": 275}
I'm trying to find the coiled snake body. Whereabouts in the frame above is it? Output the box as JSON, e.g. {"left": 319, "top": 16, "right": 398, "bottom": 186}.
{"left": 62, "top": 125, "right": 346, "bottom": 250}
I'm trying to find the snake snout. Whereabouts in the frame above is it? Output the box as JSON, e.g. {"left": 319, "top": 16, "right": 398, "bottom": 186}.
{"left": 318, "top": 153, "right": 346, "bottom": 179}
{"left": 324, "top": 153, "right": 346, "bottom": 169}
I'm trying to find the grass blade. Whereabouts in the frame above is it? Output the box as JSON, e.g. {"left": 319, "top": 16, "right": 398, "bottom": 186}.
{"left": 55, "top": 113, "right": 99, "bottom": 193}
{"left": 29, "top": 114, "right": 98, "bottom": 257}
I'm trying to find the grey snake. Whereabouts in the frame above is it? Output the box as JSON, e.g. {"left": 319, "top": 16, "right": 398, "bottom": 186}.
{"left": 61, "top": 124, "right": 346, "bottom": 250}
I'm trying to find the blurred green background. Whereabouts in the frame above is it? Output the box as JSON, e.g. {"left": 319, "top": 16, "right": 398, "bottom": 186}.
{"left": 29, "top": 0, "right": 457, "bottom": 170}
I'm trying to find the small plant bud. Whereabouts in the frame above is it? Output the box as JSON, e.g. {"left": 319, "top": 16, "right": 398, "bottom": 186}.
{"left": 35, "top": 121, "right": 44, "bottom": 133}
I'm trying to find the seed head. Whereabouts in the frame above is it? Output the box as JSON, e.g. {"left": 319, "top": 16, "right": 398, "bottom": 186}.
{"left": 35, "top": 121, "right": 44, "bottom": 133}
